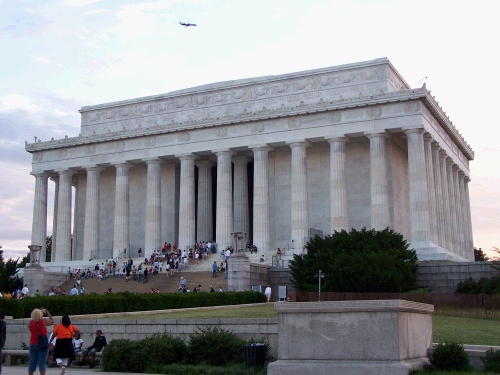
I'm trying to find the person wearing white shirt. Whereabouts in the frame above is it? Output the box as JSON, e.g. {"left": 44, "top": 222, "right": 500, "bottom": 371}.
{"left": 21, "top": 284, "right": 29, "bottom": 297}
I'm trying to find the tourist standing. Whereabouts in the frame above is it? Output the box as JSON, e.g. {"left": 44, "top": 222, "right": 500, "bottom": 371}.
{"left": 265, "top": 285, "right": 272, "bottom": 302}
{"left": 28, "top": 308, "right": 54, "bottom": 375}
{"left": 212, "top": 261, "right": 217, "bottom": 278}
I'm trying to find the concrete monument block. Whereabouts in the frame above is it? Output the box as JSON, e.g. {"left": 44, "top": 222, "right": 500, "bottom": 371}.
{"left": 267, "top": 300, "right": 433, "bottom": 375}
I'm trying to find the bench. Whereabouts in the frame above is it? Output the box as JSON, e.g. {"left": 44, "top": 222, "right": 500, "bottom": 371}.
{"left": 2, "top": 349, "right": 102, "bottom": 366}
{"left": 2, "top": 349, "right": 29, "bottom": 365}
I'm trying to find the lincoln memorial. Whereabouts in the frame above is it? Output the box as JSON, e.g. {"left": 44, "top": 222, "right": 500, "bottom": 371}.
{"left": 25, "top": 58, "right": 474, "bottom": 265}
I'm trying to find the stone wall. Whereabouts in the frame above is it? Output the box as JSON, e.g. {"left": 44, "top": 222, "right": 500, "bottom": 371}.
{"left": 416, "top": 261, "right": 497, "bottom": 294}
{"left": 4, "top": 316, "right": 278, "bottom": 358}
{"left": 239, "top": 261, "right": 499, "bottom": 296}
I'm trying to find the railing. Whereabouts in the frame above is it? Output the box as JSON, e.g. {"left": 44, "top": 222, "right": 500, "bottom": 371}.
{"left": 272, "top": 256, "right": 290, "bottom": 269}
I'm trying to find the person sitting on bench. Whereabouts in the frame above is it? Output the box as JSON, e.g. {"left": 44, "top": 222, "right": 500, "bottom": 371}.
{"left": 77, "top": 329, "right": 107, "bottom": 369}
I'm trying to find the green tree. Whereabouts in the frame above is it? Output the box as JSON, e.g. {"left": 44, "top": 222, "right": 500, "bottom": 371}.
{"left": 474, "top": 247, "right": 490, "bottom": 261}
{"left": 289, "top": 228, "right": 418, "bottom": 293}
{"left": 0, "top": 246, "right": 24, "bottom": 293}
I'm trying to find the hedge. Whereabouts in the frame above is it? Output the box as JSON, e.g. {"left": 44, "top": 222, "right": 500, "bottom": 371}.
{"left": 0, "top": 291, "right": 266, "bottom": 318}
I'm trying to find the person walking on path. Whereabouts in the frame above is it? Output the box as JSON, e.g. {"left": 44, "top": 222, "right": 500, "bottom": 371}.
{"left": 52, "top": 315, "right": 80, "bottom": 375}
{"left": 212, "top": 261, "right": 217, "bottom": 278}
{"left": 0, "top": 312, "right": 6, "bottom": 375}
{"left": 265, "top": 285, "right": 272, "bottom": 302}
{"left": 28, "top": 308, "right": 54, "bottom": 375}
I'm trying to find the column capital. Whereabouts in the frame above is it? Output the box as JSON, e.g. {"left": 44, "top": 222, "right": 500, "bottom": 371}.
{"left": 49, "top": 175, "right": 59, "bottom": 183}
{"left": 439, "top": 149, "right": 448, "bottom": 157}
{"left": 143, "top": 157, "right": 163, "bottom": 165}
{"left": 287, "top": 140, "right": 310, "bottom": 148}
{"left": 213, "top": 149, "right": 236, "bottom": 157}
{"left": 458, "top": 170, "right": 466, "bottom": 177}
{"left": 326, "top": 136, "right": 349, "bottom": 144}
{"left": 452, "top": 164, "right": 461, "bottom": 172}
{"left": 177, "top": 154, "right": 198, "bottom": 162}
{"left": 114, "top": 162, "right": 132, "bottom": 170}
{"left": 365, "top": 131, "right": 389, "bottom": 139}
{"left": 55, "top": 169, "right": 76, "bottom": 177}
{"left": 446, "top": 156, "right": 454, "bottom": 166}
{"left": 464, "top": 176, "right": 471, "bottom": 183}
{"left": 84, "top": 165, "right": 105, "bottom": 172}
{"left": 423, "top": 133, "right": 434, "bottom": 142}
{"left": 251, "top": 144, "right": 272, "bottom": 152}
{"left": 431, "top": 140, "right": 441, "bottom": 150}
{"left": 403, "top": 127, "right": 425, "bottom": 135}
{"left": 30, "top": 172, "right": 50, "bottom": 178}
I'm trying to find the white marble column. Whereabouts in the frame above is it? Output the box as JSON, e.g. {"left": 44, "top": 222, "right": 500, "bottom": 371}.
{"left": 178, "top": 155, "right": 197, "bottom": 251}
{"left": 464, "top": 176, "right": 474, "bottom": 260}
{"left": 453, "top": 165, "right": 464, "bottom": 258}
{"left": 233, "top": 155, "right": 250, "bottom": 236}
{"left": 367, "top": 133, "right": 390, "bottom": 230}
{"left": 288, "top": 141, "right": 309, "bottom": 251}
{"left": 113, "top": 163, "right": 131, "bottom": 258}
{"left": 423, "top": 134, "right": 438, "bottom": 244}
{"left": 54, "top": 170, "right": 74, "bottom": 261}
{"left": 458, "top": 171, "right": 468, "bottom": 259}
{"left": 50, "top": 176, "right": 59, "bottom": 262}
{"left": 196, "top": 160, "right": 213, "bottom": 242}
{"left": 144, "top": 158, "right": 162, "bottom": 256}
{"left": 405, "top": 129, "right": 431, "bottom": 243}
{"left": 446, "top": 157, "right": 458, "bottom": 251}
{"left": 72, "top": 178, "right": 79, "bottom": 260}
{"left": 252, "top": 145, "right": 271, "bottom": 252}
{"left": 439, "top": 151, "right": 452, "bottom": 250}
{"left": 83, "top": 166, "right": 104, "bottom": 261}
{"left": 30, "top": 172, "right": 49, "bottom": 262}
{"left": 327, "top": 137, "right": 349, "bottom": 233}
{"left": 215, "top": 150, "right": 235, "bottom": 250}
{"left": 431, "top": 142, "right": 445, "bottom": 248}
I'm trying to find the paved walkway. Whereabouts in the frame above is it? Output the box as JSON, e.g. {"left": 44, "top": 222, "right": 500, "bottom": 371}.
{"left": 1, "top": 365, "right": 140, "bottom": 375}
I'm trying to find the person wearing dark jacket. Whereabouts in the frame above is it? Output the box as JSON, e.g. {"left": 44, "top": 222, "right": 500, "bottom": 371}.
{"left": 77, "top": 329, "right": 107, "bottom": 369}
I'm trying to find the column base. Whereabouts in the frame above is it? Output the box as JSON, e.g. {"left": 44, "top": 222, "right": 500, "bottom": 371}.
{"left": 411, "top": 241, "right": 469, "bottom": 262}
{"left": 268, "top": 358, "right": 430, "bottom": 375}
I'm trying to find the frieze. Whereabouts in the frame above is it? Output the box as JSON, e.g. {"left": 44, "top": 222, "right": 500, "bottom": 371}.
{"left": 79, "top": 65, "right": 387, "bottom": 135}
{"left": 27, "top": 85, "right": 474, "bottom": 161}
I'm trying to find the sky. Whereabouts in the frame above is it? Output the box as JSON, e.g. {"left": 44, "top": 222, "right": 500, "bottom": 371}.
{"left": 0, "top": 0, "right": 499, "bottom": 260}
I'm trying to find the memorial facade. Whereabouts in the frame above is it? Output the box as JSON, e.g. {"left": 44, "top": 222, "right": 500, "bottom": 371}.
{"left": 26, "top": 58, "right": 474, "bottom": 264}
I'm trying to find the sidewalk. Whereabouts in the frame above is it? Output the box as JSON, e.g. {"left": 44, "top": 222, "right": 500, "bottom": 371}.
{"left": 1, "top": 365, "right": 139, "bottom": 375}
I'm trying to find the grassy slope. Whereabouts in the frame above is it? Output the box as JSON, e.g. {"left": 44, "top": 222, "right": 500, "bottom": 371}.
{"left": 104, "top": 303, "right": 500, "bottom": 346}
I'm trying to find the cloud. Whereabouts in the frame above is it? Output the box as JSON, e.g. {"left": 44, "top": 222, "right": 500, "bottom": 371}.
{"left": 65, "top": 0, "right": 101, "bottom": 6}
{"left": 0, "top": 5, "right": 50, "bottom": 37}
{"left": 35, "top": 57, "right": 52, "bottom": 64}
{"left": 0, "top": 94, "right": 39, "bottom": 112}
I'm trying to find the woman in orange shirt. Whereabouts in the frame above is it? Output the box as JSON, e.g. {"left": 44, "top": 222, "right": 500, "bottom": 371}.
{"left": 52, "top": 315, "right": 79, "bottom": 375}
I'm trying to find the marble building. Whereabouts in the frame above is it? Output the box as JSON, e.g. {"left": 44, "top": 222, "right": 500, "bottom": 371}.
{"left": 26, "top": 58, "right": 474, "bottom": 264}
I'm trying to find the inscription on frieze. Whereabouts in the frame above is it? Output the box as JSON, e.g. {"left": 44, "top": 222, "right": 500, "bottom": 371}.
{"left": 80, "top": 64, "right": 387, "bottom": 136}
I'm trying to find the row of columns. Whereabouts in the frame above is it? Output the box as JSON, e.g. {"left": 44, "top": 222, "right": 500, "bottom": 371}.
{"left": 30, "top": 128, "right": 473, "bottom": 262}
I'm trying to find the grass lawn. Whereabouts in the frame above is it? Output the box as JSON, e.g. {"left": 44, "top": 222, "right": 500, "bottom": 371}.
{"left": 106, "top": 303, "right": 500, "bottom": 346}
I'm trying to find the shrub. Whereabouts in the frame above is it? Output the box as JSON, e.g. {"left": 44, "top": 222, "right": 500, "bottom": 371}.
{"left": 290, "top": 228, "right": 418, "bottom": 293}
{"left": 429, "top": 342, "right": 470, "bottom": 371}
{"left": 482, "top": 348, "right": 500, "bottom": 372}
{"left": 456, "top": 276, "right": 500, "bottom": 295}
{"left": 103, "top": 334, "right": 186, "bottom": 373}
{"left": 187, "top": 326, "right": 246, "bottom": 366}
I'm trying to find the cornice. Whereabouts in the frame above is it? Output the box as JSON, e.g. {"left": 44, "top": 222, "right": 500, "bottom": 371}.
{"left": 26, "top": 86, "right": 474, "bottom": 160}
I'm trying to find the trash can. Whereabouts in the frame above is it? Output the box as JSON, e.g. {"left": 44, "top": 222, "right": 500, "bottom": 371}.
{"left": 243, "top": 343, "right": 265, "bottom": 368}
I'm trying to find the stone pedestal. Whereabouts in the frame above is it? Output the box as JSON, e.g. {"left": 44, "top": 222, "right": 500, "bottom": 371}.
{"left": 227, "top": 254, "right": 251, "bottom": 291}
{"left": 267, "top": 300, "right": 433, "bottom": 375}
